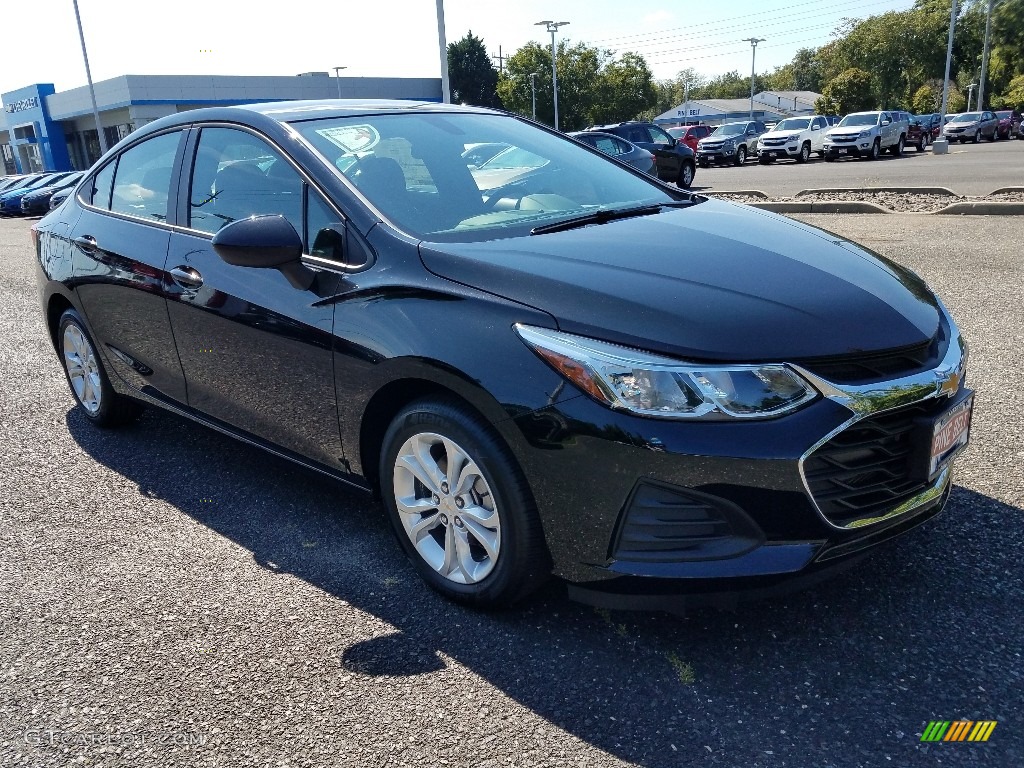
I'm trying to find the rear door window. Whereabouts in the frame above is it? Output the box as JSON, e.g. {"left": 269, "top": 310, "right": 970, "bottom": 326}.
{"left": 109, "top": 131, "right": 181, "bottom": 222}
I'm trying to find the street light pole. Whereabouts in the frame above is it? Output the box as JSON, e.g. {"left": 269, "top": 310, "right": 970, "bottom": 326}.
{"left": 72, "top": 0, "right": 107, "bottom": 155}
{"left": 978, "top": 0, "right": 995, "bottom": 109}
{"left": 333, "top": 66, "right": 347, "bottom": 99}
{"left": 436, "top": 0, "right": 451, "bottom": 103}
{"left": 529, "top": 72, "right": 539, "bottom": 121}
{"left": 536, "top": 20, "right": 569, "bottom": 130}
{"left": 742, "top": 38, "right": 765, "bottom": 120}
{"left": 967, "top": 82, "right": 977, "bottom": 112}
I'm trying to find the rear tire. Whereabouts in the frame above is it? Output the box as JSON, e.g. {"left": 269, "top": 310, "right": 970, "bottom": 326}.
{"left": 379, "top": 397, "right": 550, "bottom": 608}
{"left": 889, "top": 135, "right": 904, "bottom": 156}
{"left": 57, "top": 309, "right": 143, "bottom": 428}
{"left": 677, "top": 160, "right": 695, "bottom": 189}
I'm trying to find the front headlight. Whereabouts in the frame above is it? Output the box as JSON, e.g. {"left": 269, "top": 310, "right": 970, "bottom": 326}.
{"left": 722, "top": 139, "right": 735, "bottom": 150}
{"left": 515, "top": 325, "right": 818, "bottom": 420}
{"left": 858, "top": 130, "right": 873, "bottom": 138}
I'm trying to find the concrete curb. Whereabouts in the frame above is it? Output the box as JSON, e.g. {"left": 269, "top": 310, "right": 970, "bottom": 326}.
{"left": 702, "top": 190, "right": 769, "bottom": 198}
{"left": 932, "top": 201, "right": 1024, "bottom": 215}
{"left": 794, "top": 186, "right": 958, "bottom": 197}
{"left": 748, "top": 201, "right": 891, "bottom": 214}
{"left": 989, "top": 186, "right": 1024, "bottom": 195}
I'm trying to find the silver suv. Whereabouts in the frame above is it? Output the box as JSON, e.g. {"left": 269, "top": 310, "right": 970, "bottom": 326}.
{"left": 696, "top": 120, "right": 768, "bottom": 167}
{"left": 823, "top": 111, "right": 909, "bottom": 161}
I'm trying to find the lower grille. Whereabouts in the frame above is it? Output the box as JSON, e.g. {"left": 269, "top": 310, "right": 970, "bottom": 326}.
{"left": 612, "top": 481, "right": 763, "bottom": 563}
{"left": 803, "top": 400, "right": 947, "bottom": 528}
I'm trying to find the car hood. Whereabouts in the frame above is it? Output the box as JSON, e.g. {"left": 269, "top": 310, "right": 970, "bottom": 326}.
{"left": 948, "top": 120, "right": 979, "bottom": 127}
{"left": 829, "top": 127, "right": 874, "bottom": 135}
{"left": 418, "top": 199, "right": 941, "bottom": 362}
{"left": 763, "top": 131, "right": 803, "bottom": 140}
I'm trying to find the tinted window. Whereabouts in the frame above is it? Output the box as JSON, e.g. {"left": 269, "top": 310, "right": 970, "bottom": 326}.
{"left": 88, "top": 162, "right": 115, "bottom": 209}
{"left": 646, "top": 125, "right": 674, "bottom": 145}
{"left": 188, "top": 127, "right": 303, "bottom": 236}
{"left": 306, "top": 191, "right": 347, "bottom": 261}
{"left": 109, "top": 131, "right": 181, "bottom": 221}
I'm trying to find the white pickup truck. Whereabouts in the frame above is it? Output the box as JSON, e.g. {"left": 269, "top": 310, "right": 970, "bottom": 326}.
{"left": 822, "top": 111, "right": 909, "bottom": 161}
{"left": 756, "top": 115, "right": 831, "bottom": 163}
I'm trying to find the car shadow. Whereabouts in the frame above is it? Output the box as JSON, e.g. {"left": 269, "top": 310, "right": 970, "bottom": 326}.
{"left": 66, "top": 405, "right": 1023, "bottom": 764}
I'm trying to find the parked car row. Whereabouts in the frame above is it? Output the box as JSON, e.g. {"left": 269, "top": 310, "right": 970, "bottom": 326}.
{"left": 0, "top": 171, "right": 84, "bottom": 216}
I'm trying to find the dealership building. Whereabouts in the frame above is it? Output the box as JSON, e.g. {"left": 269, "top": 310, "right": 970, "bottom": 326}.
{"left": 1, "top": 73, "right": 443, "bottom": 175}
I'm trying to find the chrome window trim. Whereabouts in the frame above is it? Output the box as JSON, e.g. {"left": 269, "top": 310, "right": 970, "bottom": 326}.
{"left": 794, "top": 305, "right": 968, "bottom": 532}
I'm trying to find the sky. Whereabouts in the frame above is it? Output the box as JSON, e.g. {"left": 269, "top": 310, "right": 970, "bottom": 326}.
{"left": 1, "top": 0, "right": 918, "bottom": 98}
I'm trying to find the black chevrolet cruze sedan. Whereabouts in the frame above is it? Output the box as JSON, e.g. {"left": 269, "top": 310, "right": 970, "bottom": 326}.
{"left": 33, "top": 100, "right": 972, "bottom": 610}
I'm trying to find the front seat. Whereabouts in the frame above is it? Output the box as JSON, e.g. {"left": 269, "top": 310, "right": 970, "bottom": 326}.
{"left": 351, "top": 156, "right": 407, "bottom": 206}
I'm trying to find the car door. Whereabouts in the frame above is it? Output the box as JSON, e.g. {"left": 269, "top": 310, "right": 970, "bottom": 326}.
{"left": 810, "top": 117, "right": 826, "bottom": 151}
{"left": 624, "top": 125, "right": 678, "bottom": 180}
{"left": 982, "top": 111, "right": 997, "bottom": 138}
{"left": 69, "top": 129, "right": 189, "bottom": 403}
{"left": 163, "top": 125, "right": 346, "bottom": 469}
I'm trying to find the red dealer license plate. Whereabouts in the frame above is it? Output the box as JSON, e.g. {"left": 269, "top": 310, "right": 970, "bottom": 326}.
{"left": 928, "top": 395, "right": 973, "bottom": 478}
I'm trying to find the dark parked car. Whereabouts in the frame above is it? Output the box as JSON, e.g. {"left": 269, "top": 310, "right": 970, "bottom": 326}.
{"left": 0, "top": 173, "right": 50, "bottom": 194}
{"left": 994, "top": 110, "right": 1020, "bottom": 140}
{"left": 588, "top": 121, "right": 696, "bottom": 188}
{"left": 20, "top": 172, "right": 85, "bottom": 215}
{"left": 33, "top": 100, "right": 972, "bottom": 610}
{"left": 48, "top": 186, "right": 75, "bottom": 210}
{"left": 695, "top": 121, "right": 769, "bottom": 166}
{"left": 667, "top": 124, "right": 712, "bottom": 152}
{"left": 568, "top": 131, "right": 655, "bottom": 174}
{"left": 0, "top": 172, "right": 74, "bottom": 215}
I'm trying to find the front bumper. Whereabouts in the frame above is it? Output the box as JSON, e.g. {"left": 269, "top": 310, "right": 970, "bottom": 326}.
{"left": 758, "top": 142, "right": 802, "bottom": 159}
{"left": 696, "top": 146, "right": 735, "bottom": 163}
{"left": 823, "top": 139, "right": 873, "bottom": 157}
{"left": 510, "top": 311, "right": 970, "bottom": 603}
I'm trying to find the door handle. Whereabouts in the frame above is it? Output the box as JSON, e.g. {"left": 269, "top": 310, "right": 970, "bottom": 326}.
{"left": 170, "top": 265, "right": 204, "bottom": 288}
{"left": 73, "top": 235, "right": 98, "bottom": 254}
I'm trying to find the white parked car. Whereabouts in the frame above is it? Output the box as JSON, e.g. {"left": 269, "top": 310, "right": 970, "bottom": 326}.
{"left": 756, "top": 116, "right": 830, "bottom": 164}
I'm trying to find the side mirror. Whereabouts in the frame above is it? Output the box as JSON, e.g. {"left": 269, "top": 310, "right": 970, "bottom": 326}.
{"left": 212, "top": 214, "right": 314, "bottom": 290}
{"left": 811, "top": 125, "right": 820, "bottom": 131}
{"left": 212, "top": 214, "right": 302, "bottom": 268}
{"left": 882, "top": 119, "right": 892, "bottom": 125}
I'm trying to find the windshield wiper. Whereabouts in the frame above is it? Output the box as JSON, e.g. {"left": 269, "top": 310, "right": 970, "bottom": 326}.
{"left": 530, "top": 201, "right": 691, "bottom": 236}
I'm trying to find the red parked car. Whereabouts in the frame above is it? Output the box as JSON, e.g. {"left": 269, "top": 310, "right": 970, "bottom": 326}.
{"left": 667, "top": 124, "right": 712, "bottom": 152}
{"left": 995, "top": 111, "right": 1021, "bottom": 140}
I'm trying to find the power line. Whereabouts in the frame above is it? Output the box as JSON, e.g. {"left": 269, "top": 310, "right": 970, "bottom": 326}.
{"left": 589, "top": 0, "right": 910, "bottom": 46}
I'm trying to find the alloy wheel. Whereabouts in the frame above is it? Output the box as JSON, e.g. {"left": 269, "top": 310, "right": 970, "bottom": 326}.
{"left": 392, "top": 432, "right": 501, "bottom": 585}
{"left": 62, "top": 323, "right": 102, "bottom": 414}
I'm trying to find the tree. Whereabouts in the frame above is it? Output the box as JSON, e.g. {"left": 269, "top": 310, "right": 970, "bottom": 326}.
{"left": 820, "top": 68, "right": 876, "bottom": 114}
{"left": 998, "top": 74, "right": 1024, "bottom": 111}
{"left": 499, "top": 42, "right": 656, "bottom": 129}
{"left": 447, "top": 31, "right": 502, "bottom": 108}
{"left": 589, "top": 52, "right": 657, "bottom": 125}
{"left": 912, "top": 84, "right": 938, "bottom": 114}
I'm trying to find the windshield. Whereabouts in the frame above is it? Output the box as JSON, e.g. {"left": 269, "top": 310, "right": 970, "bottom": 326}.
{"left": 293, "top": 112, "right": 679, "bottom": 243}
{"left": 838, "top": 113, "right": 880, "bottom": 127}
{"left": 711, "top": 123, "right": 746, "bottom": 136}
{"left": 996, "top": 111, "right": 1011, "bottom": 118}
{"left": 774, "top": 118, "right": 811, "bottom": 131}
{"left": 954, "top": 112, "right": 983, "bottom": 121}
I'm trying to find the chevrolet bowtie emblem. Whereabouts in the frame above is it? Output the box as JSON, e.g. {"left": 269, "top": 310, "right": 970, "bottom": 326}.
{"left": 936, "top": 370, "right": 961, "bottom": 397}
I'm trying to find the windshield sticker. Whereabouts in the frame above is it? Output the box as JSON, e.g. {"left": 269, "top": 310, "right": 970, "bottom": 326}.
{"left": 316, "top": 125, "right": 381, "bottom": 154}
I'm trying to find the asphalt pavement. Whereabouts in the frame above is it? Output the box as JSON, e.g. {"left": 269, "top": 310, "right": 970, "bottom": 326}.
{"left": 1, "top": 213, "right": 1021, "bottom": 767}
{"left": 693, "top": 136, "right": 1024, "bottom": 197}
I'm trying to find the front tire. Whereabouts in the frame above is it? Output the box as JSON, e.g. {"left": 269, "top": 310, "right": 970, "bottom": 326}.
{"left": 379, "top": 397, "right": 549, "bottom": 607}
{"left": 973, "top": 130, "right": 980, "bottom": 144}
{"left": 734, "top": 146, "right": 747, "bottom": 165}
{"left": 58, "top": 309, "right": 143, "bottom": 428}
{"left": 796, "top": 142, "right": 811, "bottom": 163}
{"left": 868, "top": 139, "right": 881, "bottom": 160}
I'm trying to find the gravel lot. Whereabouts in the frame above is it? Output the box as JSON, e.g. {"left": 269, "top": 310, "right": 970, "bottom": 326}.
{"left": 709, "top": 190, "right": 1024, "bottom": 213}
{"left": 1, "top": 213, "right": 1021, "bottom": 767}
{"left": 693, "top": 138, "right": 1024, "bottom": 197}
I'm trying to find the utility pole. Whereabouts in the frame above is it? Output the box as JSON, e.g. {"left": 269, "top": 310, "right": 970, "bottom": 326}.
{"left": 967, "top": 82, "right": 977, "bottom": 112}
{"left": 978, "top": 0, "right": 995, "bottom": 109}
{"left": 529, "top": 72, "right": 539, "bottom": 121}
{"left": 536, "top": 20, "right": 569, "bottom": 130}
{"left": 436, "top": 0, "right": 450, "bottom": 103}
{"left": 72, "top": 0, "right": 107, "bottom": 155}
{"left": 933, "top": 0, "right": 958, "bottom": 155}
{"left": 492, "top": 46, "right": 507, "bottom": 75}
{"left": 742, "top": 38, "right": 765, "bottom": 120}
